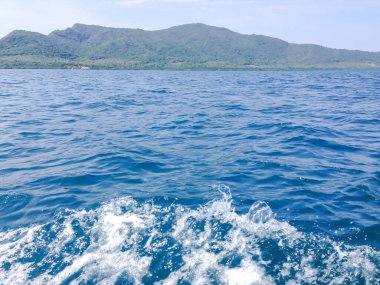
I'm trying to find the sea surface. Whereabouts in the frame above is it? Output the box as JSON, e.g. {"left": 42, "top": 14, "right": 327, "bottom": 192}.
{"left": 0, "top": 70, "right": 379, "bottom": 284}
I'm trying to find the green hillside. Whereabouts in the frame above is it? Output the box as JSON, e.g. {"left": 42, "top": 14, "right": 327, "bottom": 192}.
{"left": 0, "top": 23, "right": 379, "bottom": 69}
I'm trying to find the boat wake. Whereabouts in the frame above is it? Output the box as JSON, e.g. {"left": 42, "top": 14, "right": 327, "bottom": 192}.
{"left": 0, "top": 190, "right": 379, "bottom": 284}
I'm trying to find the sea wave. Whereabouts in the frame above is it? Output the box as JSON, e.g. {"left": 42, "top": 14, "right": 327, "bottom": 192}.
{"left": 1, "top": 189, "right": 378, "bottom": 284}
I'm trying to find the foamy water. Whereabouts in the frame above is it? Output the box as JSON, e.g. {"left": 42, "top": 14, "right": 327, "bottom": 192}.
{"left": 1, "top": 190, "right": 378, "bottom": 284}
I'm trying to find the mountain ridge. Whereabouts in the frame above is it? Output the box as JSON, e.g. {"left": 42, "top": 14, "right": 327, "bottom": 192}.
{"left": 0, "top": 23, "right": 379, "bottom": 70}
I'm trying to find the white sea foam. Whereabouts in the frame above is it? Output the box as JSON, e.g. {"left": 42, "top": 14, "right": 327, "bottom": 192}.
{"left": 0, "top": 190, "right": 379, "bottom": 284}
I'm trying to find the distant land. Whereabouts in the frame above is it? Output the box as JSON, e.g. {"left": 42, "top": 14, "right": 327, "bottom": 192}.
{"left": 1, "top": 23, "right": 380, "bottom": 70}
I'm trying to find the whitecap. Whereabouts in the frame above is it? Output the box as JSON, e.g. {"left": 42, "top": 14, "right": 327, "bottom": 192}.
{"left": 0, "top": 191, "right": 379, "bottom": 284}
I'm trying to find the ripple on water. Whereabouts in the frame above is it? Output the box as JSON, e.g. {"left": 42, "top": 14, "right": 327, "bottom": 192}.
{"left": 0, "top": 194, "right": 32, "bottom": 227}
{"left": 0, "top": 70, "right": 379, "bottom": 283}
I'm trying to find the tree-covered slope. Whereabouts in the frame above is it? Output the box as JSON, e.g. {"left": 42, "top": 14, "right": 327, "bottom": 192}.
{"left": 0, "top": 23, "right": 379, "bottom": 69}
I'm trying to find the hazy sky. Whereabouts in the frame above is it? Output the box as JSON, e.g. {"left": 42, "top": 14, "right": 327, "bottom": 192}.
{"left": 1, "top": 0, "right": 379, "bottom": 51}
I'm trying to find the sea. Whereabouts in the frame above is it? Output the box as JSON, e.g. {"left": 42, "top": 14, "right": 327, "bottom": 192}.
{"left": 0, "top": 70, "right": 379, "bottom": 284}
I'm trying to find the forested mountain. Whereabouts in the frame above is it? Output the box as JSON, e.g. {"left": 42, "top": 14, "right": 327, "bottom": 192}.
{"left": 0, "top": 23, "right": 379, "bottom": 69}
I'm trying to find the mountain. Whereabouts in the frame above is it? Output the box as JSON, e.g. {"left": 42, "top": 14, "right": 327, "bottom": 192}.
{"left": 0, "top": 23, "right": 379, "bottom": 69}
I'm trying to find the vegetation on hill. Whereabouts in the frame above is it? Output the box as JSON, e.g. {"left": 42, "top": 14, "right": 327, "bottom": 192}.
{"left": 0, "top": 23, "right": 379, "bottom": 69}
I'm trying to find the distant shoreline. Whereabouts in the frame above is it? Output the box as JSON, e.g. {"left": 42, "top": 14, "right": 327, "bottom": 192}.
{"left": 1, "top": 23, "right": 380, "bottom": 71}
{"left": 1, "top": 67, "right": 380, "bottom": 71}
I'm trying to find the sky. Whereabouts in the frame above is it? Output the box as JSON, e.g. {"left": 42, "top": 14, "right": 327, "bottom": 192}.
{"left": 0, "top": 0, "right": 379, "bottom": 51}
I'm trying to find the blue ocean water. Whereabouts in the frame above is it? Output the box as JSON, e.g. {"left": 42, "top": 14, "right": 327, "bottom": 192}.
{"left": 0, "top": 70, "right": 379, "bottom": 284}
